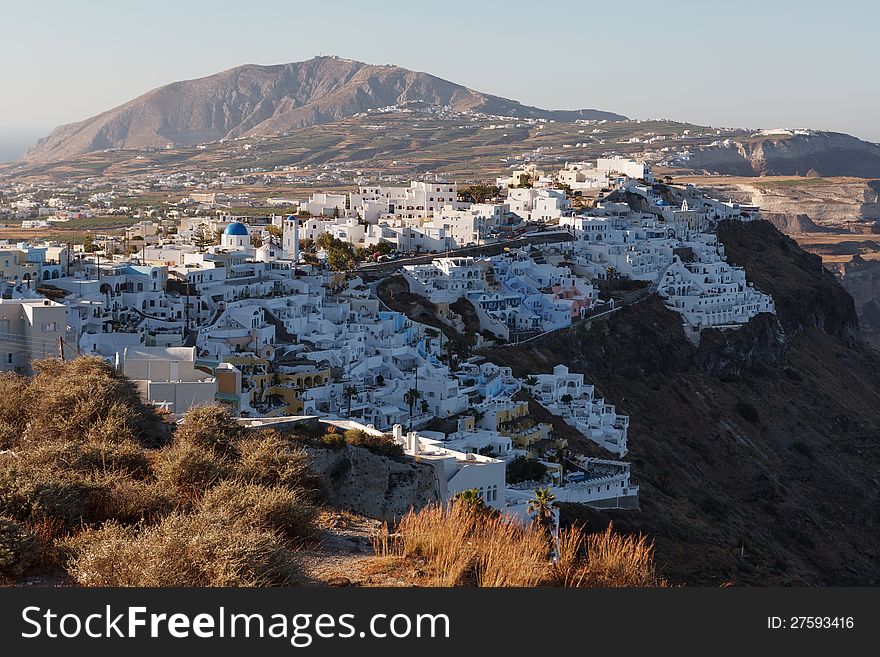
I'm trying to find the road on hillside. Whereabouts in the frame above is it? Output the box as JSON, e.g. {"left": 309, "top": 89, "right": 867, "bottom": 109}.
{"left": 356, "top": 230, "right": 574, "bottom": 275}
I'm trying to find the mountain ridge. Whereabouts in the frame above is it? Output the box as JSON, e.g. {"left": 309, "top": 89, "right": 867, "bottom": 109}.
{"left": 23, "top": 56, "right": 626, "bottom": 163}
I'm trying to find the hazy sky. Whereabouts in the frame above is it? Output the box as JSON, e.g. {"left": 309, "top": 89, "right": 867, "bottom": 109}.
{"left": 1, "top": 0, "right": 876, "bottom": 160}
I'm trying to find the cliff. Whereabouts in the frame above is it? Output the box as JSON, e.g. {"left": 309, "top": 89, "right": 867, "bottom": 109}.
{"left": 488, "top": 220, "right": 880, "bottom": 585}
{"left": 695, "top": 177, "right": 880, "bottom": 233}
{"left": 679, "top": 132, "right": 880, "bottom": 178}
{"left": 307, "top": 444, "right": 441, "bottom": 521}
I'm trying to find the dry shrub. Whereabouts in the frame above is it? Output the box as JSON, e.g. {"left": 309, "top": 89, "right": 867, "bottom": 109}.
{"left": 0, "top": 459, "right": 104, "bottom": 528}
{"left": 174, "top": 404, "right": 242, "bottom": 455}
{"left": 574, "top": 523, "right": 665, "bottom": 588}
{"left": 93, "top": 479, "right": 175, "bottom": 525}
{"left": 342, "top": 429, "right": 403, "bottom": 458}
{"left": 22, "top": 439, "right": 151, "bottom": 479}
{"left": 199, "top": 480, "right": 318, "bottom": 543}
{"left": 67, "top": 512, "right": 300, "bottom": 587}
{"left": 0, "top": 516, "right": 41, "bottom": 578}
{"left": 154, "top": 440, "right": 231, "bottom": 498}
{"left": 377, "top": 502, "right": 546, "bottom": 587}
{"left": 235, "top": 430, "right": 318, "bottom": 493}
{"left": 0, "top": 372, "right": 30, "bottom": 448}
{"left": 28, "top": 357, "right": 169, "bottom": 448}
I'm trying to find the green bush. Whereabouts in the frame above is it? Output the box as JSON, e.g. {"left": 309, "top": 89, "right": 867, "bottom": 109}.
{"left": 506, "top": 456, "right": 548, "bottom": 485}
{"left": 342, "top": 429, "right": 403, "bottom": 458}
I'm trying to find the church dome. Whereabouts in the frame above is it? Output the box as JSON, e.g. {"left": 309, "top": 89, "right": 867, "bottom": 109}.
{"left": 223, "top": 222, "right": 249, "bottom": 236}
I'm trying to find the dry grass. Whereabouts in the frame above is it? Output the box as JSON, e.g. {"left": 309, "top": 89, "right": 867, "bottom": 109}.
{"left": 0, "top": 517, "right": 42, "bottom": 578}
{"left": 375, "top": 503, "right": 547, "bottom": 587}
{"left": 66, "top": 512, "right": 301, "bottom": 587}
{"left": 235, "top": 430, "right": 321, "bottom": 495}
{"left": 174, "top": 404, "right": 243, "bottom": 455}
{"left": 26, "top": 357, "right": 169, "bottom": 448}
{"left": 153, "top": 440, "right": 231, "bottom": 498}
{"left": 374, "top": 506, "right": 665, "bottom": 588}
{"left": 0, "top": 360, "right": 324, "bottom": 584}
{"left": 575, "top": 523, "right": 665, "bottom": 588}
{"left": 199, "top": 480, "right": 318, "bottom": 544}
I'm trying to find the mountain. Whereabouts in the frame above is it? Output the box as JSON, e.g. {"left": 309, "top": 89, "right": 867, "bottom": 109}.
{"left": 676, "top": 131, "right": 880, "bottom": 177}
{"left": 489, "top": 220, "right": 880, "bottom": 585}
{"left": 22, "top": 56, "right": 626, "bottom": 163}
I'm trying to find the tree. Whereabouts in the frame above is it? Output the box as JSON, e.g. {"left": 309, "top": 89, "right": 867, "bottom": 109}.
{"left": 266, "top": 224, "right": 283, "bottom": 239}
{"left": 192, "top": 223, "right": 214, "bottom": 252}
{"left": 420, "top": 399, "right": 430, "bottom": 414}
{"left": 403, "top": 388, "right": 421, "bottom": 431}
{"left": 527, "top": 487, "right": 558, "bottom": 536}
{"left": 343, "top": 385, "right": 358, "bottom": 417}
{"left": 525, "top": 375, "right": 539, "bottom": 388}
{"left": 517, "top": 173, "right": 532, "bottom": 189}
{"left": 455, "top": 488, "right": 486, "bottom": 511}
{"left": 250, "top": 234, "right": 263, "bottom": 248}
{"left": 506, "top": 456, "right": 547, "bottom": 485}
{"left": 605, "top": 266, "right": 618, "bottom": 280}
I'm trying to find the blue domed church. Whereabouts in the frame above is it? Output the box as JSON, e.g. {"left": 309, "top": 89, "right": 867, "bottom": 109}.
{"left": 221, "top": 221, "right": 250, "bottom": 249}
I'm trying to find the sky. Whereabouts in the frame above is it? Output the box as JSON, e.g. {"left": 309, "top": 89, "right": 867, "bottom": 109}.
{"left": 1, "top": 0, "right": 877, "bottom": 161}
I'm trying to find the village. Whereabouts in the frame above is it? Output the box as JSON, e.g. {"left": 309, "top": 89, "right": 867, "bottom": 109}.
{"left": 0, "top": 156, "right": 774, "bottom": 520}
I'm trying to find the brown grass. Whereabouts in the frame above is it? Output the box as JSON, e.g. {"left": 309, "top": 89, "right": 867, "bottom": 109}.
{"left": 575, "top": 523, "right": 665, "bottom": 587}
{"left": 199, "top": 480, "right": 318, "bottom": 544}
{"left": 375, "top": 503, "right": 547, "bottom": 586}
{"left": 374, "top": 506, "right": 665, "bottom": 588}
{"left": 66, "top": 512, "right": 301, "bottom": 587}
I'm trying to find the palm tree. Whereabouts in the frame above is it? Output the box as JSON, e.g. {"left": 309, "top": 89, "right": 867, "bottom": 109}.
{"left": 403, "top": 388, "right": 421, "bottom": 431}
{"left": 420, "top": 399, "right": 430, "bottom": 415}
{"left": 343, "top": 385, "right": 358, "bottom": 417}
{"left": 524, "top": 375, "right": 539, "bottom": 388}
{"left": 528, "top": 487, "right": 558, "bottom": 536}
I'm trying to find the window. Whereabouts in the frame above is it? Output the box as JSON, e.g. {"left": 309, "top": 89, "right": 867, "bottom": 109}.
{"left": 6, "top": 353, "right": 11, "bottom": 364}
{"left": 41, "top": 322, "right": 57, "bottom": 332}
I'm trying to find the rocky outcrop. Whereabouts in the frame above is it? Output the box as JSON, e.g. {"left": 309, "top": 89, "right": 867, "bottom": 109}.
{"left": 716, "top": 220, "right": 859, "bottom": 343}
{"left": 307, "top": 444, "right": 440, "bottom": 521}
{"left": 698, "top": 178, "right": 880, "bottom": 233}
{"left": 834, "top": 255, "right": 880, "bottom": 348}
{"left": 680, "top": 132, "right": 880, "bottom": 178}
{"left": 23, "top": 56, "right": 624, "bottom": 163}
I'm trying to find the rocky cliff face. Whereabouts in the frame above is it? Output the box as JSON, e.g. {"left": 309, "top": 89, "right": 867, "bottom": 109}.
{"left": 489, "top": 220, "right": 880, "bottom": 585}
{"left": 698, "top": 178, "right": 880, "bottom": 233}
{"left": 23, "top": 56, "right": 625, "bottom": 163}
{"left": 307, "top": 444, "right": 440, "bottom": 521}
{"left": 680, "top": 132, "right": 880, "bottom": 178}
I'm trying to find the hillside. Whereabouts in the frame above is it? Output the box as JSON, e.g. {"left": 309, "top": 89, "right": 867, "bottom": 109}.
{"left": 22, "top": 56, "right": 625, "bottom": 163}
{"left": 677, "top": 132, "right": 880, "bottom": 177}
{"left": 488, "top": 220, "right": 880, "bottom": 586}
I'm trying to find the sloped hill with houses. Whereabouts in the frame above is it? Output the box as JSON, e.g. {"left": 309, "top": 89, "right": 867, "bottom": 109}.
{"left": 489, "top": 220, "right": 880, "bottom": 585}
